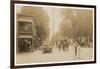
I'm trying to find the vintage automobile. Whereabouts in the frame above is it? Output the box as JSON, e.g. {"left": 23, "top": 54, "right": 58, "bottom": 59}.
{"left": 42, "top": 41, "right": 52, "bottom": 53}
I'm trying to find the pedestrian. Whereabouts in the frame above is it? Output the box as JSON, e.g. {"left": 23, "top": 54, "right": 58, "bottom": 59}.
{"left": 58, "top": 40, "right": 61, "bottom": 51}
{"left": 74, "top": 41, "right": 78, "bottom": 59}
{"left": 65, "top": 40, "right": 69, "bottom": 51}
{"left": 74, "top": 40, "right": 81, "bottom": 59}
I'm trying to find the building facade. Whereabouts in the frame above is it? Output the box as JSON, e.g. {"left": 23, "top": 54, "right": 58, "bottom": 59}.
{"left": 16, "top": 14, "right": 36, "bottom": 53}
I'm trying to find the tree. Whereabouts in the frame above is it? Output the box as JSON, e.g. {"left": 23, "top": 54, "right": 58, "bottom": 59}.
{"left": 59, "top": 8, "right": 93, "bottom": 40}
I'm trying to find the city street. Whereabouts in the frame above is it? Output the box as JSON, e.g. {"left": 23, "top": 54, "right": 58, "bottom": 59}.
{"left": 16, "top": 46, "right": 93, "bottom": 65}
{"left": 15, "top": 5, "right": 94, "bottom": 65}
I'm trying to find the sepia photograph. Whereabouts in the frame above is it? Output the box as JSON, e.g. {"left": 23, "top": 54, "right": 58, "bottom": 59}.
{"left": 11, "top": 1, "right": 96, "bottom": 68}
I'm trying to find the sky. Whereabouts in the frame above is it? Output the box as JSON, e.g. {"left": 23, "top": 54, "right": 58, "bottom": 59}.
{"left": 43, "top": 7, "right": 62, "bottom": 39}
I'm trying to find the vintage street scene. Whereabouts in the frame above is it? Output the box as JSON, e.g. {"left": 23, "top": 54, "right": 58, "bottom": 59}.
{"left": 15, "top": 4, "right": 94, "bottom": 65}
